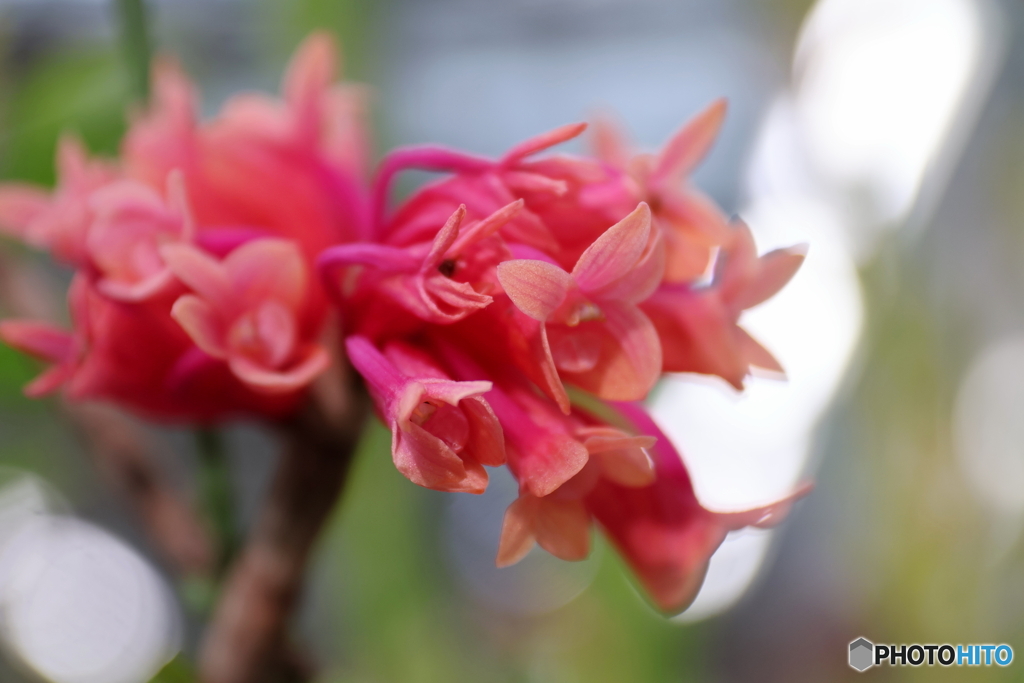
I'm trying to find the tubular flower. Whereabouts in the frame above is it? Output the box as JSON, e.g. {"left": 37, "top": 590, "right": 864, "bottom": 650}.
{"left": 0, "top": 30, "right": 808, "bottom": 615}
{"left": 346, "top": 336, "right": 504, "bottom": 494}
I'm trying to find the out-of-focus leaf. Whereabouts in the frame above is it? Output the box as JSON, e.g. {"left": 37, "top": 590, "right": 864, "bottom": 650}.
{"left": 1, "top": 49, "right": 127, "bottom": 185}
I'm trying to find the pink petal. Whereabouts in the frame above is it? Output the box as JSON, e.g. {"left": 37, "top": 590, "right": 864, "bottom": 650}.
{"left": 588, "top": 115, "right": 632, "bottom": 169}
{"left": 224, "top": 238, "right": 307, "bottom": 311}
{"left": 0, "top": 185, "right": 49, "bottom": 238}
{"left": 228, "top": 344, "right": 330, "bottom": 394}
{"left": 497, "top": 260, "right": 573, "bottom": 321}
{"left": 0, "top": 320, "right": 74, "bottom": 362}
{"left": 590, "top": 228, "right": 666, "bottom": 304}
{"left": 650, "top": 98, "right": 727, "bottom": 186}
{"left": 559, "top": 301, "right": 662, "bottom": 401}
{"left": 501, "top": 122, "right": 588, "bottom": 163}
{"left": 732, "top": 246, "right": 807, "bottom": 311}
{"left": 572, "top": 203, "right": 652, "bottom": 294}
{"left": 533, "top": 497, "right": 591, "bottom": 561}
{"left": 171, "top": 295, "right": 227, "bottom": 359}
{"left": 372, "top": 146, "right": 493, "bottom": 230}
{"left": 345, "top": 335, "right": 407, "bottom": 401}
{"left": 658, "top": 186, "right": 732, "bottom": 244}
{"left": 394, "top": 414, "right": 487, "bottom": 494}
{"left": 496, "top": 495, "right": 538, "bottom": 567}
{"left": 161, "top": 244, "right": 231, "bottom": 307}
{"left": 24, "top": 364, "right": 74, "bottom": 397}
{"left": 516, "top": 434, "right": 589, "bottom": 498}
{"left": 283, "top": 31, "right": 336, "bottom": 142}
{"left": 460, "top": 396, "right": 506, "bottom": 467}
{"left": 252, "top": 299, "right": 297, "bottom": 368}
{"left": 317, "top": 243, "right": 420, "bottom": 273}
{"left": 547, "top": 325, "right": 602, "bottom": 374}
{"left": 501, "top": 171, "right": 568, "bottom": 196}
{"left": 418, "top": 276, "right": 493, "bottom": 322}
{"left": 583, "top": 433, "right": 656, "bottom": 487}
{"left": 421, "top": 205, "right": 466, "bottom": 272}
{"left": 737, "top": 327, "right": 784, "bottom": 374}
{"left": 449, "top": 199, "right": 524, "bottom": 254}
{"left": 96, "top": 269, "right": 177, "bottom": 302}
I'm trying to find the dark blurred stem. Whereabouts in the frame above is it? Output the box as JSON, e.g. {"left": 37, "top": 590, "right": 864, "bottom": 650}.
{"left": 115, "top": 0, "right": 152, "bottom": 101}
{"left": 197, "top": 427, "right": 239, "bottom": 579}
{"left": 198, "top": 378, "right": 369, "bottom": 683}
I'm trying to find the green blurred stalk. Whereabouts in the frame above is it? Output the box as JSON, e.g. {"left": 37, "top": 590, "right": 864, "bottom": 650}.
{"left": 196, "top": 427, "right": 238, "bottom": 579}
{"left": 115, "top": 0, "right": 152, "bottom": 101}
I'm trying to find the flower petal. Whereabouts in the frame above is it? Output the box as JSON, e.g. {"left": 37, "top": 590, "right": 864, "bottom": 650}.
{"left": 501, "top": 122, "right": 588, "bottom": 163}
{"left": 650, "top": 98, "right": 727, "bottom": 186}
{"left": 559, "top": 301, "right": 662, "bottom": 401}
{"left": 161, "top": 244, "right": 231, "bottom": 307}
{"left": 534, "top": 497, "right": 591, "bottom": 562}
{"left": 228, "top": 344, "right": 330, "bottom": 394}
{"left": 171, "top": 295, "right": 227, "bottom": 359}
{"left": 496, "top": 495, "right": 538, "bottom": 567}
{"left": 571, "top": 203, "right": 651, "bottom": 294}
{"left": 497, "top": 259, "right": 573, "bottom": 321}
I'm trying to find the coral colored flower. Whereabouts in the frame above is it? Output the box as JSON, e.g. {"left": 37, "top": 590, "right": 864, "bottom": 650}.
{"left": 592, "top": 99, "right": 732, "bottom": 282}
{"left": 123, "top": 32, "right": 370, "bottom": 260}
{"left": 496, "top": 424, "right": 655, "bottom": 566}
{"left": 163, "top": 238, "right": 330, "bottom": 394}
{"left": 585, "top": 404, "right": 808, "bottom": 614}
{"left": 642, "top": 221, "right": 806, "bottom": 388}
{"left": 86, "top": 172, "right": 194, "bottom": 302}
{"left": 318, "top": 201, "right": 522, "bottom": 333}
{"left": 346, "top": 335, "right": 505, "bottom": 493}
{"left": 0, "top": 135, "right": 118, "bottom": 264}
{"left": 0, "top": 275, "right": 303, "bottom": 420}
{"left": 497, "top": 202, "right": 664, "bottom": 408}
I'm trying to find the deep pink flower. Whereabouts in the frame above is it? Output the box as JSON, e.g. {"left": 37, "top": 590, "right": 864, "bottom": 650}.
{"left": 0, "top": 135, "right": 118, "bottom": 264}
{"left": 592, "top": 99, "right": 732, "bottom": 282}
{"left": 497, "top": 202, "right": 664, "bottom": 408}
{"left": 346, "top": 335, "right": 505, "bottom": 493}
{"left": 642, "top": 221, "right": 806, "bottom": 388}
{"left": 163, "top": 238, "right": 330, "bottom": 394}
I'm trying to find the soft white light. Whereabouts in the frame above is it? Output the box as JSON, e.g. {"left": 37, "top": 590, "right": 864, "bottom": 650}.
{"left": 0, "top": 477, "right": 181, "bottom": 683}
{"left": 794, "top": 0, "right": 989, "bottom": 231}
{"left": 953, "top": 336, "right": 1024, "bottom": 518}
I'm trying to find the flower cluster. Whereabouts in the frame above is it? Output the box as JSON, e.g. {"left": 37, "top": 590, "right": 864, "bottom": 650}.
{"left": 0, "top": 34, "right": 806, "bottom": 613}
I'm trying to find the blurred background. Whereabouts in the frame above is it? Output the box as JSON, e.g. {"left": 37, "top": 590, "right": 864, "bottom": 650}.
{"left": 0, "top": 0, "right": 1023, "bottom": 680}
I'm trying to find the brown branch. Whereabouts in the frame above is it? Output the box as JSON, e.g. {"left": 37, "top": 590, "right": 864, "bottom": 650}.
{"left": 65, "top": 401, "right": 215, "bottom": 575}
{"left": 197, "top": 364, "right": 369, "bottom": 683}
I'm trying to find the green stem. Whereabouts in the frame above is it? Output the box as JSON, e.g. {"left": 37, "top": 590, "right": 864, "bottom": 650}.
{"left": 196, "top": 427, "right": 238, "bottom": 579}
{"left": 115, "top": 0, "right": 152, "bottom": 101}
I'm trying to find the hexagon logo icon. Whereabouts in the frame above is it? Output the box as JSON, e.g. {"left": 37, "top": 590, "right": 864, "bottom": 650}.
{"left": 849, "top": 638, "right": 874, "bottom": 672}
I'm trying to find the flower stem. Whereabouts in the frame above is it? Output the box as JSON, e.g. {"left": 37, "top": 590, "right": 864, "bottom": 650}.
{"left": 198, "top": 377, "right": 369, "bottom": 683}
{"left": 196, "top": 427, "right": 238, "bottom": 580}
{"left": 115, "top": 0, "right": 152, "bottom": 101}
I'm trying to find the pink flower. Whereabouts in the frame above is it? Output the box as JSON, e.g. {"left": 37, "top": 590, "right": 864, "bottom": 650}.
{"left": 123, "top": 32, "right": 370, "bottom": 260}
{"left": 497, "top": 202, "right": 664, "bottom": 409}
{"left": 585, "top": 404, "right": 808, "bottom": 613}
{"left": 592, "top": 99, "right": 732, "bottom": 282}
{"left": 346, "top": 335, "right": 505, "bottom": 493}
{"left": 0, "top": 135, "right": 118, "bottom": 264}
{"left": 0, "top": 275, "right": 303, "bottom": 420}
{"left": 163, "top": 238, "right": 330, "bottom": 394}
{"left": 496, "top": 424, "right": 655, "bottom": 566}
{"left": 642, "top": 221, "right": 806, "bottom": 388}
{"left": 318, "top": 201, "right": 522, "bottom": 334}
{"left": 86, "top": 172, "right": 194, "bottom": 302}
